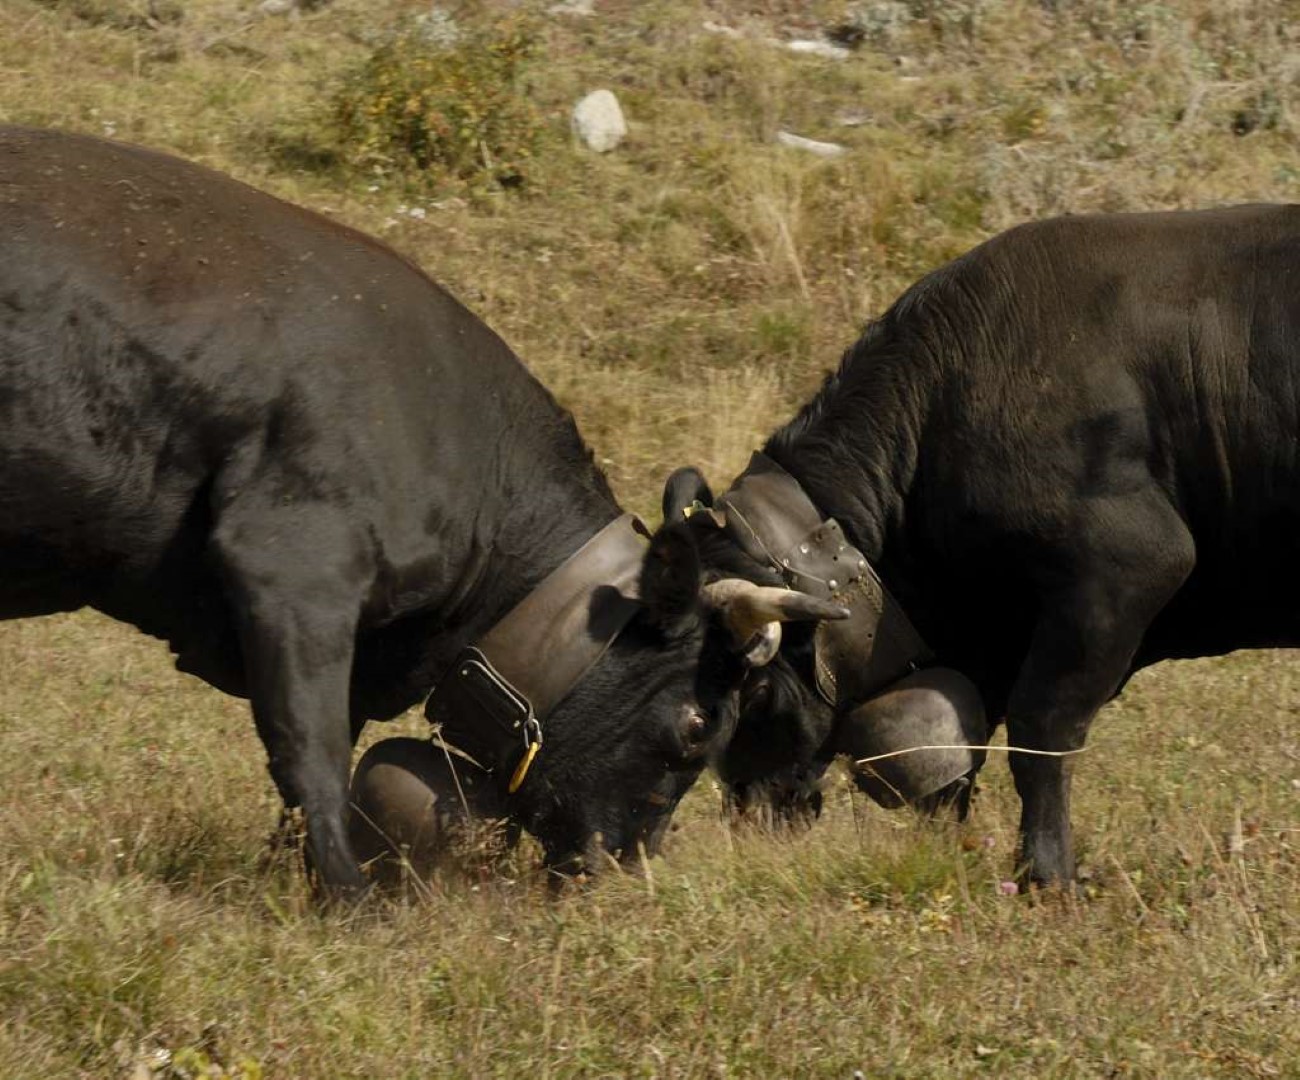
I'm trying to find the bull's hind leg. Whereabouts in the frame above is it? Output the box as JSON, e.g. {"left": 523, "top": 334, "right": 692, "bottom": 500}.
{"left": 213, "top": 505, "right": 372, "bottom": 900}
{"left": 1007, "top": 494, "right": 1194, "bottom": 888}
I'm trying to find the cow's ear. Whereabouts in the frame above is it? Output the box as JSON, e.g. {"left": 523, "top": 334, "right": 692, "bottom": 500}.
{"left": 662, "top": 467, "right": 713, "bottom": 524}
{"left": 640, "top": 525, "right": 704, "bottom": 636}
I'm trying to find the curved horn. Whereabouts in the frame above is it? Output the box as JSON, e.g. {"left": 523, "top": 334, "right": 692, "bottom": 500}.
{"left": 703, "top": 579, "right": 849, "bottom": 665}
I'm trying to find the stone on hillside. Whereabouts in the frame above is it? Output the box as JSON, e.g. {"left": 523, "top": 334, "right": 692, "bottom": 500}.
{"left": 786, "top": 39, "right": 852, "bottom": 60}
{"left": 413, "top": 6, "right": 461, "bottom": 48}
{"left": 572, "top": 90, "right": 627, "bottom": 153}
{"left": 776, "top": 130, "right": 846, "bottom": 158}
{"left": 259, "top": 0, "right": 331, "bottom": 13}
{"left": 837, "top": 1, "right": 912, "bottom": 49}
{"left": 549, "top": 0, "right": 596, "bottom": 14}
{"left": 702, "top": 20, "right": 743, "bottom": 38}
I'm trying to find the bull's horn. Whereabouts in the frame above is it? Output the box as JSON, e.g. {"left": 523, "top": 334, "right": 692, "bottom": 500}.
{"left": 702, "top": 579, "right": 849, "bottom": 665}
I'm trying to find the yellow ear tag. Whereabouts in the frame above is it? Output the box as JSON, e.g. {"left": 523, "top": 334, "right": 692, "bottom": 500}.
{"left": 508, "top": 741, "right": 540, "bottom": 794}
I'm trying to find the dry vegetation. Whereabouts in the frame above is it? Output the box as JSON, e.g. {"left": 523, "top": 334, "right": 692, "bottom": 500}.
{"left": 1, "top": 0, "right": 1298, "bottom": 1076}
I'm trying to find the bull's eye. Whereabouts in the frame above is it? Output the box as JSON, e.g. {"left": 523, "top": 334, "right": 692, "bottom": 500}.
{"left": 686, "top": 712, "right": 709, "bottom": 743}
{"left": 745, "top": 680, "right": 772, "bottom": 709}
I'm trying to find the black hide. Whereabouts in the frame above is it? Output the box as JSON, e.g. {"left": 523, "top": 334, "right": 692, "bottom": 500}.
{"left": 0, "top": 126, "right": 740, "bottom": 894}
{"left": 703, "top": 205, "right": 1300, "bottom": 884}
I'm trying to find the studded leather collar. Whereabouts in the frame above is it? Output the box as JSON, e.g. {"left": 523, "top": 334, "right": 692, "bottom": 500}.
{"left": 716, "top": 452, "right": 932, "bottom": 707}
{"left": 424, "top": 513, "right": 648, "bottom": 794}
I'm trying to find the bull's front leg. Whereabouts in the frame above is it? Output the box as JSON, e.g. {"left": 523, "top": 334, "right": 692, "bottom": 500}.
{"left": 1007, "top": 496, "right": 1194, "bottom": 888}
{"left": 215, "top": 507, "right": 370, "bottom": 901}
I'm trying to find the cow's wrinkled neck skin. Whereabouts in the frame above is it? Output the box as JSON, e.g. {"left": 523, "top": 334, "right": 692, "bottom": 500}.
{"left": 761, "top": 306, "right": 944, "bottom": 572}
{"left": 441, "top": 398, "right": 620, "bottom": 634}
{"left": 751, "top": 280, "right": 1012, "bottom": 708}
{"left": 350, "top": 389, "right": 621, "bottom": 725}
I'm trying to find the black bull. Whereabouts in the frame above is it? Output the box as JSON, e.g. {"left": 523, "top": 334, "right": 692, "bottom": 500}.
{"left": 681, "top": 205, "right": 1300, "bottom": 886}
{"left": 0, "top": 126, "right": 849, "bottom": 895}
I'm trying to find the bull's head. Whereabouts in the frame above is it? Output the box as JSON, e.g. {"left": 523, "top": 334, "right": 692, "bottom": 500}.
{"left": 721, "top": 658, "right": 837, "bottom": 825}
{"left": 655, "top": 466, "right": 849, "bottom": 827}
{"left": 655, "top": 465, "right": 987, "bottom": 827}
{"left": 500, "top": 473, "right": 848, "bottom": 877}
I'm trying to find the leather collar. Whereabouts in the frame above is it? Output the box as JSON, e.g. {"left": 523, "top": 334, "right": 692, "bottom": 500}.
{"left": 716, "top": 452, "right": 932, "bottom": 708}
{"left": 425, "top": 513, "right": 648, "bottom": 793}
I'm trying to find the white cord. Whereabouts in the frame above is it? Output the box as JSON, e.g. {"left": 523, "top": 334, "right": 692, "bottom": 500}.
{"left": 854, "top": 743, "right": 1089, "bottom": 767}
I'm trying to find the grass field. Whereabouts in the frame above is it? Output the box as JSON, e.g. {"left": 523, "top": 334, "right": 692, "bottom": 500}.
{"left": 1, "top": 1, "right": 1297, "bottom": 1076}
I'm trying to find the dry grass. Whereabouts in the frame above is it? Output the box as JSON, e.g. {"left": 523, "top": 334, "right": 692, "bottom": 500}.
{"left": 1, "top": 0, "right": 1298, "bottom": 1075}
{"left": 1, "top": 614, "right": 1295, "bottom": 1077}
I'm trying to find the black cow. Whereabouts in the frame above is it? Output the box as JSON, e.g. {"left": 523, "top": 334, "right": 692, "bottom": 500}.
{"left": 672, "top": 205, "right": 1300, "bottom": 886}
{"left": 0, "top": 126, "right": 845, "bottom": 897}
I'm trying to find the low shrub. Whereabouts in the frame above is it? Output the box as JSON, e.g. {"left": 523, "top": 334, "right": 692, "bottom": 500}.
{"left": 331, "top": 15, "right": 542, "bottom": 193}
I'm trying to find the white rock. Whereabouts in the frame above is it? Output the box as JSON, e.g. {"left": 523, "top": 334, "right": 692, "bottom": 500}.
{"left": 572, "top": 90, "right": 627, "bottom": 153}
{"left": 411, "top": 7, "right": 461, "bottom": 48}
{"left": 549, "top": 0, "right": 595, "bottom": 14}
{"left": 776, "top": 130, "right": 847, "bottom": 158}
{"left": 702, "top": 20, "right": 743, "bottom": 38}
{"left": 786, "top": 39, "right": 852, "bottom": 60}
{"left": 258, "top": 0, "right": 296, "bottom": 14}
